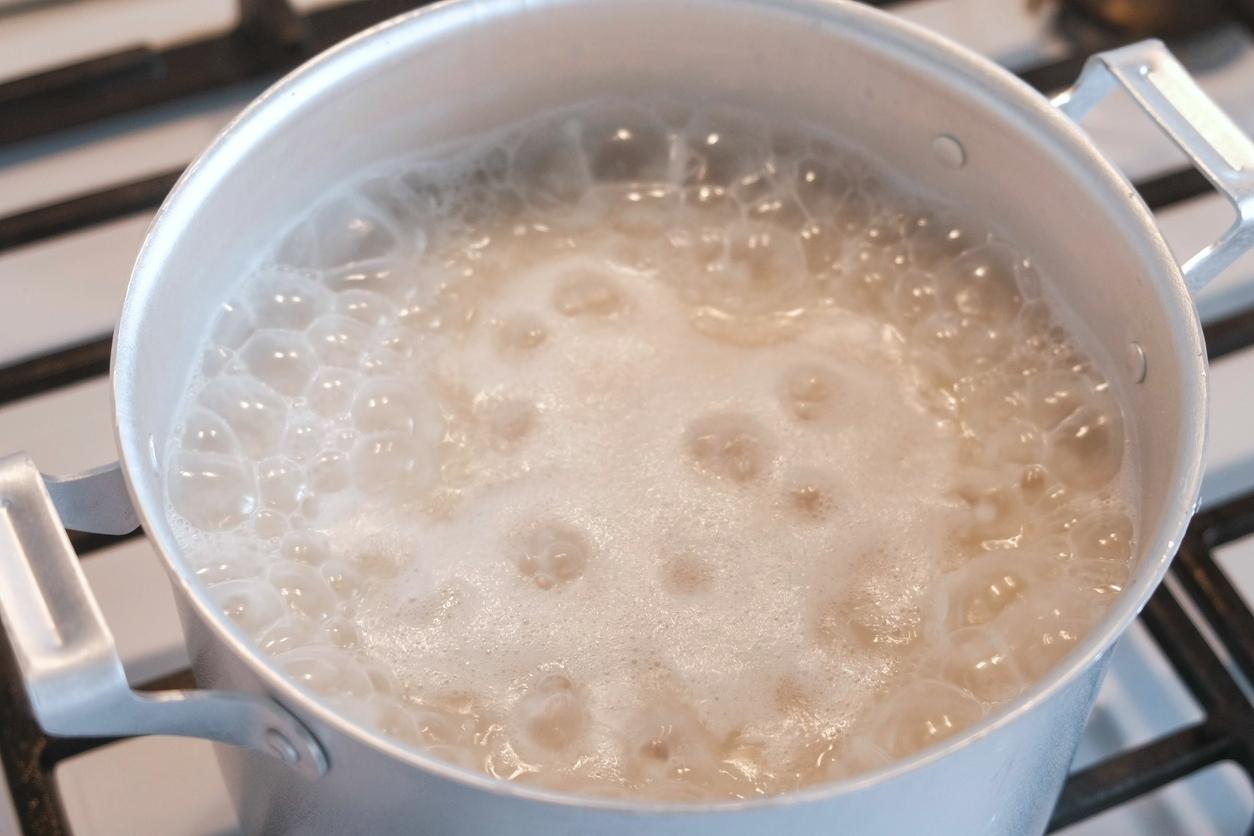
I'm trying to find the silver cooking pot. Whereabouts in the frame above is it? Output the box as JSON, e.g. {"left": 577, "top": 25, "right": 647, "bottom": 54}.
{"left": 3, "top": 1, "right": 1253, "bottom": 833}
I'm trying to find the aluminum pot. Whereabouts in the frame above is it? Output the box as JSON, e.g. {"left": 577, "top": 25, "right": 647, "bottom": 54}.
{"left": 3, "top": 1, "right": 1253, "bottom": 833}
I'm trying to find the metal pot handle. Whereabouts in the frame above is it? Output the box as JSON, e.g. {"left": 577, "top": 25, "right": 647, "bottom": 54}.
{"left": 0, "top": 453, "right": 327, "bottom": 778}
{"left": 1053, "top": 39, "right": 1254, "bottom": 294}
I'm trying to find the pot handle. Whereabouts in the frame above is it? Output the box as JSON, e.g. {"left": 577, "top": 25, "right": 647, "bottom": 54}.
{"left": 0, "top": 453, "right": 328, "bottom": 778}
{"left": 1053, "top": 39, "right": 1254, "bottom": 294}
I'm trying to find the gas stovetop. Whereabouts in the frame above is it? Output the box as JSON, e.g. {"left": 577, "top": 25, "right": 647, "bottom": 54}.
{"left": 0, "top": 1, "right": 1252, "bottom": 834}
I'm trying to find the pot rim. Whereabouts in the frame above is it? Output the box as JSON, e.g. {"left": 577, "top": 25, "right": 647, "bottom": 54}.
{"left": 112, "top": 0, "right": 1208, "bottom": 814}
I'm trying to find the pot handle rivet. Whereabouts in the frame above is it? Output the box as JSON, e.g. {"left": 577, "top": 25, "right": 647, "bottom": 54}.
{"left": 931, "top": 134, "right": 966, "bottom": 170}
{"left": 266, "top": 728, "right": 303, "bottom": 764}
{"left": 1128, "top": 341, "right": 1148, "bottom": 384}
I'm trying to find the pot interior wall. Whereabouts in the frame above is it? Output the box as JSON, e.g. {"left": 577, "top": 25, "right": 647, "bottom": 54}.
{"left": 117, "top": 0, "right": 1198, "bottom": 664}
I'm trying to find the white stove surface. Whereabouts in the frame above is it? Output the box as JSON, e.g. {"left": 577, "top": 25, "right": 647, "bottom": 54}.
{"left": 0, "top": 1, "right": 1252, "bottom": 834}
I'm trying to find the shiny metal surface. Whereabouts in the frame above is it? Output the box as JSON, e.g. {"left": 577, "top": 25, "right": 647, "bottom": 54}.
{"left": 0, "top": 453, "right": 326, "bottom": 778}
{"left": 1, "top": 0, "right": 1250, "bottom": 832}
{"left": 43, "top": 460, "right": 140, "bottom": 536}
{"left": 1054, "top": 39, "right": 1254, "bottom": 292}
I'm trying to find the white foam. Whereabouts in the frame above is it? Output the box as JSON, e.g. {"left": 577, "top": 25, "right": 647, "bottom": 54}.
{"left": 163, "top": 100, "right": 1139, "bottom": 800}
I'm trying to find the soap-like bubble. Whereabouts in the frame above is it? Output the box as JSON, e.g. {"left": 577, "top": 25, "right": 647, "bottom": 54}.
{"left": 1065, "top": 560, "right": 1129, "bottom": 618}
{"left": 323, "top": 616, "right": 360, "bottom": 649}
{"left": 1048, "top": 405, "right": 1124, "bottom": 490}
{"left": 722, "top": 222, "right": 807, "bottom": 311}
{"left": 277, "top": 646, "right": 373, "bottom": 698}
{"left": 257, "top": 457, "right": 305, "bottom": 512}
{"left": 1069, "top": 509, "right": 1135, "bottom": 563}
{"left": 281, "top": 413, "right": 324, "bottom": 463}
{"left": 352, "top": 380, "right": 417, "bottom": 434}
{"left": 798, "top": 221, "right": 845, "bottom": 275}
{"left": 337, "top": 289, "right": 396, "bottom": 326}
{"left": 247, "top": 268, "right": 329, "bottom": 330}
{"left": 210, "top": 578, "right": 284, "bottom": 635}
{"left": 198, "top": 376, "right": 288, "bottom": 459}
{"left": 621, "top": 697, "right": 723, "bottom": 786}
{"left": 685, "top": 411, "right": 771, "bottom": 484}
{"left": 306, "top": 196, "right": 401, "bottom": 268}
{"left": 281, "top": 529, "right": 332, "bottom": 565}
{"left": 510, "top": 671, "right": 588, "bottom": 760}
{"left": 603, "top": 184, "right": 680, "bottom": 240}
{"left": 269, "top": 560, "right": 338, "bottom": 621}
{"left": 940, "top": 626, "right": 1026, "bottom": 702}
{"left": 892, "top": 269, "right": 940, "bottom": 325}
{"left": 939, "top": 552, "right": 1051, "bottom": 632}
{"left": 240, "top": 331, "right": 317, "bottom": 396}
{"left": 257, "top": 613, "right": 320, "bottom": 655}
{"left": 867, "top": 679, "right": 983, "bottom": 758}
{"left": 309, "top": 449, "right": 351, "bottom": 493}
{"left": 984, "top": 420, "right": 1044, "bottom": 466}
{"left": 181, "top": 409, "right": 239, "bottom": 455}
{"left": 683, "top": 109, "right": 770, "bottom": 188}
{"left": 960, "top": 486, "right": 1026, "bottom": 547}
{"left": 579, "top": 106, "right": 672, "bottom": 184}
{"left": 253, "top": 510, "right": 286, "bottom": 539}
{"left": 307, "top": 315, "right": 372, "bottom": 368}
{"left": 1025, "top": 370, "right": 1084, "bottom": 430}
{"left": 307, "top": 368, "right": 362, "bottom": 418}
{"left": 914, "top": 310, "right": 1008, "bottom": 371}
{"left": 513, "top": 521, "right": 591, "bottom": 589}
{"left": 513, "top": 119, "right": 591, "bottom": 209}
{"left": 324, "top": 261, "right": 408, "bottom": 301}
{"left": 905, "top": 211, "right": 970, "bottom": 269}
{"left": 169, "top": 452, "right": 255, "bottom": 530}
{"left": 941, "top": 245, "right": 1023, "bottom": 326}
{"left": 998, "top": 594, "right": 1094, "bottom": 680}
{"left": 363, "top": 326, "right": 421, "bottom": 375}
{"left": 832, "top": 188, "right": 877, "bottom": 237}
{"left": 795, "top": 157, "right": 852, "bottom": 218}
{"left": 320, "top": 558, "right": 362, "bottom": 599}
{"left": 778, "top": 364, "right": 840, "bottom": 422}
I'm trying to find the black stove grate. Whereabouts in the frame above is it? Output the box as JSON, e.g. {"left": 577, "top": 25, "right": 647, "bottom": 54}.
{"left": 1048, "top": 496, "right": 1254, "bottom": 832}
{"left": 0, "top": 1, "right": 1252, "bottom": 833}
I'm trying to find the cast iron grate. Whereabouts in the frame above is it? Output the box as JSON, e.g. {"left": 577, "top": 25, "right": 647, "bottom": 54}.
{"left": 1047, "top": 497, "right": 1254, "bottom": 832}
{"left": 0, "top": 1, "right": 1252, "bottom": 833}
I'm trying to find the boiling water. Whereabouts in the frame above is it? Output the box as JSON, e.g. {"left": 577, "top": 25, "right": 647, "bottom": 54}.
{"left": 165, "top": 102, "right": 1137, "bottom": 800}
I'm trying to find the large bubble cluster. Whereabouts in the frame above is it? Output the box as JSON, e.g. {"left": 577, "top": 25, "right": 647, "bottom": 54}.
{"left": 165, "top": 100, "right": 1137, "bottom": 800}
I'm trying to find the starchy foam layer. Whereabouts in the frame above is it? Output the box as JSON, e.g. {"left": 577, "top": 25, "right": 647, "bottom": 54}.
{"left": 166, "top": 101, "right": 1137, "bottom": 800}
